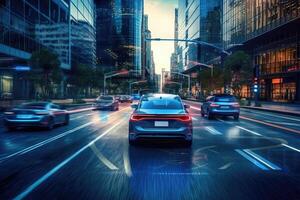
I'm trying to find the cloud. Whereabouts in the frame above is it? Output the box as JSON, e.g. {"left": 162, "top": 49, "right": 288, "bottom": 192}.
{"left": 145, "top": 0, "right": 177, "bottom": 74}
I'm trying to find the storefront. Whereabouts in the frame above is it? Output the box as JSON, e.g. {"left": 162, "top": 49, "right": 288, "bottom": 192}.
{"left": 0, "top": 74, "right": 13, "bottom": 99}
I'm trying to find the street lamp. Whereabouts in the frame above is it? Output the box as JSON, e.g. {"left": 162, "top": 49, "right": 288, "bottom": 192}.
{"left": 168, "top": 71, "right": 190, "bottom": 96}
{"left": 129, "top": 80, "right": 147, "bottom": 95}
{"left": 103, "top": 70, "right": 140, "bottom": 95}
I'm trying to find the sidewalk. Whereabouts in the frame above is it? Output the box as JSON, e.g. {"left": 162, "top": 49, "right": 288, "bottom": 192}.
{"left": 242, "top": 101, "right": 300, "bottom": 116}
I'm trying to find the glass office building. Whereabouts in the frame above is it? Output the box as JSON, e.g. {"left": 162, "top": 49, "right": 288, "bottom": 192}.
{"left": 178, "top": 0, "right": 222, "bottom": 71}
{"left": 223, "top": 0, "right": 300, "bottom": 102}
{"left": 0, "top": 0, "right": 96, "bottom": 99}
{"left": 95, "top": 0, "right": 143, "bottom": 75}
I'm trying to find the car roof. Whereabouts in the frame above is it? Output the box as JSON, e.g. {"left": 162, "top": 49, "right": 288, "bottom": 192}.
{"left": 142, "top": 93, "right": 180, "bottom": 99}
{"left": 213, "top": 94, "right": 234, "bottom": 97}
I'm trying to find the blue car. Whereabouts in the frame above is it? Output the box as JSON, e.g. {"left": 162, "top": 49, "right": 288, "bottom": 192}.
{"left": 131, "top": 94, "right": 141, "bottom": 100}
{"left": 128, "top": 94, "right": 193, "bottom": 146}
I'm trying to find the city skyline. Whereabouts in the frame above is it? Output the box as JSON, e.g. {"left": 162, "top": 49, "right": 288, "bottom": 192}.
{"left": 145, "top": 0, "right": 177, "bottom": 75}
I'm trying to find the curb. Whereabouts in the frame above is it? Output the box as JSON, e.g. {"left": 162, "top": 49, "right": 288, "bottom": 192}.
{"left": 241, "top": 106, "right": 300, "bottom": 117}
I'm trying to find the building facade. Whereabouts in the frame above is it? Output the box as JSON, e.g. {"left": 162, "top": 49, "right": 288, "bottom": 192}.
{"left": 178, "top": 0, "right": 222, "bottom": 71}
{"left": 95, "top": 0, "right": 143, "bottom": 75}
{"left": 0, "top": 0, "right": 96, "bottom": 99}
{"left": 142, "top": 15, "right": 153, "bottom": 81}
{"left": 223, "top": 0, "right": 300, "bottom": 102}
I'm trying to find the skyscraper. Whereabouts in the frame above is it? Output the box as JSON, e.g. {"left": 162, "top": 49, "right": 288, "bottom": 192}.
{"left": 95, "top": 0, "right": 143, "bottom": 75}
{"left": 0, "top": 0, "right": 96, "bottom": 99}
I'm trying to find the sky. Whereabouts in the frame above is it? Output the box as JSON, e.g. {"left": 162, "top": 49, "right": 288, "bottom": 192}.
{"left": 144, "top": 0, "right": 178, "bottom": 75}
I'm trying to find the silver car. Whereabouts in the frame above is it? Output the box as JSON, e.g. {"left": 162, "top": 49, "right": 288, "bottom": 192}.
{"left": 201, "top": 94, "right": 240, "bottom": 120}
{"left": 129, "top": 94, "right": 193, "bottom": 146}
{"left": 3, "top": 102, "right": 69, "bottom": 131}
{"left": 94, "top": 95, "right": 119, "bottom": 111}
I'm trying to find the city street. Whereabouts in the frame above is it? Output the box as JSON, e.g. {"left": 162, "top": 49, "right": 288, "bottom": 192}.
{"left": 0, "top": 101, "right": 299, "bottom": 200}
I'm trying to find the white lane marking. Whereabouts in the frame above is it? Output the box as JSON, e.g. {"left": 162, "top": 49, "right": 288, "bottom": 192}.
{"left": 190, "top": 106, "right": 201, "bottom": 111}
{"left": 235, "top": 149, "right": 269, "bottom": 170}
{"left": 243, "top": 149, "right": 281, "bottom": 170}
{"left": 14, "top": 120, "right": 124, "bottom": 200}
{"left": 70, "top": 115, "right": 85, "bottom": 120}
{"left": 0, "top": 122, "right": 93, "bottom": 163}
{"left": 0, "top": 107, "right": 131, "bottom": 163}
{"left": 282, "top": 144, "right": 300, "bottom": 153}
{"left": 265, "top": 120, "right": 300, "bottom": 127}
{"left": 205, "top": 126, "right": 222, "bottom": 135}
{"left": 235, "top": 126, "right": 262, "bottom": 136}
{"left": 243, "top": 110, "right": 300, "bottom": 122}
{"left": 90, "top": 144, "right": 118, "bottom": 170}
{"left": 123, "top": 147, "right": 132, "bottom": 177}
{"left": 192, "top": 117, "right": 198, "bottom": 121}
{"left": 152, "top": 172, "right": 209, "bottom": 176}
{"left": 219, "top": 162, "right": 232, "bottom": 170}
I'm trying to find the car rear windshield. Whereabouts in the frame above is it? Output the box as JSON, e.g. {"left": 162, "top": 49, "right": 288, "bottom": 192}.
{"left": 215, "top": 96, "right": 237, "bottom": 102}
{"left": 140, "top": 97, "right": 183, "bottom": 110}
{"left": 99, "top": 96, "right": 113, "bottom": 100}
{"left": 19, "top": 103, "right": 47, "bottom": 109}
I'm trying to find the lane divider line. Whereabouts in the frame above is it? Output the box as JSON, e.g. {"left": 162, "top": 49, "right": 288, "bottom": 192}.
{"left": 243, "top": 149, "right": 281, "bottom": 170}
{"left": 240, "top": 116, "right": 300, "bottom": 135}
{"left": 90, "top": 143, "right": 118, "bottom": 170}
{"left": 235, "top": 126, "right": 262, "bottom": 136}
{"left": 14, "top": 120, "right": 124, "bottom": 200}
{"left": 205, "top": 126, "right": 222, "bottom": 135}
{"left": 190, "top": 106, "right": 201, "bottom": 111}
{"left": 235, "top": 149, "right": 269, "bottom": 170}
{"left": 282, "top": 144, "right": 300, "bottom": 153}
{"left": 0, "top": 106, "right": 131, "bottom": 163}
{"left": 0, "top": 122, "right": 93, "bottom": 163}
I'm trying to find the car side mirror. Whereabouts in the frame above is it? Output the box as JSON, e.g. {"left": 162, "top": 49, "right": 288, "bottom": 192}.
{"left": 131, "top": 104, "right": 138, "bottom": 109}
{"left": 184, "top": 104, "right": 190, "bottom": 109}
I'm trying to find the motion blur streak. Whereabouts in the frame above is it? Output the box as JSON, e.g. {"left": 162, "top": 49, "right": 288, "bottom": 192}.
{"left": 14, "top": 120, "right": 124, "bottom": 200}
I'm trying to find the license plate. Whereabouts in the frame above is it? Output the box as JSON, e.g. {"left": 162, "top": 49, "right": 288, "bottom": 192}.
{"left": 154, "top": 121, "right": 169, "bottom": 127}
{"left": 221, "top": 106, "right": 230, "bottom": 109}
{"left": 17, "top": 114, "right": 33, "bottom": 119}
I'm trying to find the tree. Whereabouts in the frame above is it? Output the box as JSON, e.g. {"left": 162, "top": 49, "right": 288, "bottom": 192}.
{"left": 30, "top": 49, "right": 62, "bottom": 99}
{"left": 224, "top": 51, "right": 252, "bottom": 97}
{"left": 67, "top": 63, "right": 94, "bottom": 99}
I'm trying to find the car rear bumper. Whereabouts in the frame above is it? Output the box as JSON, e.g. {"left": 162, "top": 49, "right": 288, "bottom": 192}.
{"left": 210, "top": 109, "right": 239, "bottom": 116}
{"left": 4, "top": 118, "right": 49, "bottom": 127}
{"left": 129, "top": 126, "right": 193, "bottom": 141}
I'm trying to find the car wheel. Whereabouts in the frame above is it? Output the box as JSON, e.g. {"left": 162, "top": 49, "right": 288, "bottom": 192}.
{"left": 6, "top": 126, "right": 16, "bottom": 132}
{"left": 207, "top": 112, "right": 214, "bottom": 120}
{"left": 201, "top": 107, "right": 205, "bottom": 117}
{"left": 129, "top": 139, "right": 136, "bottom": 145}
{"left": 234, "top": 114, "right": 239, "bottom": 120}
{"left": 64, "top": 114, "right": 70, "bottom": 125}
{"left": 184, "top": 140, "right": 192, "bottom": 147}
{"left": 47, "top": 118, "right": 54, "bottom": 130}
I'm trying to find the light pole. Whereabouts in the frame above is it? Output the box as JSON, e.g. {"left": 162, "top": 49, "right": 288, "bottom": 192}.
{"left": 129, "top": 80, "right": 147, "bottom": 95}
{"left": 103, "top": 70, "right": 140, "bottom": 95}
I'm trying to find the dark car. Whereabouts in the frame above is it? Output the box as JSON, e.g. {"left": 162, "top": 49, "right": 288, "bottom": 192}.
{"left": 3, "top": 102, "right": 69, "bottom": 131}
{"left": 119, "top": 95, "right": 133, "bottom": 103}
{"left": 128, "top": 94, "right": 193, "bottom": 146}
{"left": 94, "top": 95, "right": 119, "bottom": 111}
{"left": 201, "top": 94, "right": 240, "bottom": 120}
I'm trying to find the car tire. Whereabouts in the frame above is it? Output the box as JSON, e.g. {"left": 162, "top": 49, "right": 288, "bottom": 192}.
{"left": 207, "top": 112, "right": 214, "bottom": 120}
{"left": 201, "top": 107, "right": 205, "bottom": 117}
{"left": 64, "top": 114, "right": 70, "bottom": 125}
{"left": 47, "top": 118, "right": 54, "bottom": 130}
{"left": 129, "top": 139, "right": 136, "bottom": 145}
{"left": 184, "top": 140, "right": 192, "bottom": 147}
{"left": 234, "top": 114, "right": 239, "bottom": 120}
{"left": 6, "top": 126, "right": 16, "bottom": 132}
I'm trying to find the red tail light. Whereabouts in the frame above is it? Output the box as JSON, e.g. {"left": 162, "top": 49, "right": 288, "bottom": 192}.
{"left": 210, "top": 103, "right": 220, "bottom": 107}
{"left": 130, "top": 114, "right": 192, "bottom": 122}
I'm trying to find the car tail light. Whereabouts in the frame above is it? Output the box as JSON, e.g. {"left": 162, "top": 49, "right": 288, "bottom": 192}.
{"left": 210, "top": 103, "right": 220, "bottom": 107}
{"left": 130, "top": 114, "right": 192, "bottom": 122}
{"left": 232, "top": 103, "right": 240, "bottom": 108}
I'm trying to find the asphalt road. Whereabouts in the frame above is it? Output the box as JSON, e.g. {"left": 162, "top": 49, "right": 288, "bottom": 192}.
{"left": 0, "top": 101, "right": 300, "bottom": 200}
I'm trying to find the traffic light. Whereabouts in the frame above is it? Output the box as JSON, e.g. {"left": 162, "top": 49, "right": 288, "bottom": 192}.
{"left": 253, "top": 77, "right": 259, "bottom": 93}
